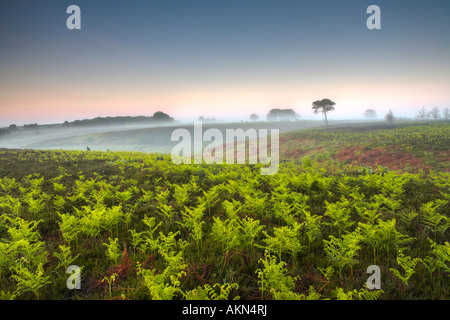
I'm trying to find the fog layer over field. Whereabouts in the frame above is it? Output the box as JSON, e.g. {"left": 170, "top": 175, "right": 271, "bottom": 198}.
{"left": 0, "top": 120, "right": 363, "bottom": 153}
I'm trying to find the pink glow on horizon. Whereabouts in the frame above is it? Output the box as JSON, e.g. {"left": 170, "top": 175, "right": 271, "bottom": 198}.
{"left": 1, "top": 77, "right": 449, "bottom": 125}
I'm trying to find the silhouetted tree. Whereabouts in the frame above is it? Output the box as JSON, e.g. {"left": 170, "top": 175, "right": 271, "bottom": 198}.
{"left": 197, "top": 116, "right": 215, "bottom": 122}
{"left": 63, "top": 113, "right": 176, "bottom": 127}
{"left": 267, "top": 108, "right": 299, "bottom": 121}
{"left": 364, "top": 109, "right": 377, "bottom": 119}
{"left": 443, "top": 108, "right": 450, "bottom": 120}
{"left": 24, "top": 123, "right": 39, "bottom": 130}
{"left": 250, "top": 114, "right": 260, "bottom": 121}
{"left": 312, "top": 99, "right": 335, "bottom": 126}
{"left": 430, "top": 107, "right": 441, "bottom": 120}
{"left": 8, "top": 124, "right": 18, "bottom": 131}
{"left": 416, "top": 107, "right": 428, "bottom": 120}
{"left": 385, "top": 110, "right": 395, "bottom": 123}
{"left": 152, "top": 111, "right": 174, "bottom": 122}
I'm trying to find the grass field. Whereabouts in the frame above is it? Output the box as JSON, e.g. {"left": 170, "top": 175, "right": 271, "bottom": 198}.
{"left": 0, "top": 121, "right": 448, "bottom": 300}
{"left": 279, "top": 121, "right": 450, "bottom": 172}
{"left": 0, "top": 120, "right": 327, "bottom": 153}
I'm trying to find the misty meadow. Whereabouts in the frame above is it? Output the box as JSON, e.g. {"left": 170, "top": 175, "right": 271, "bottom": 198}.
{"left": 0, "top": 0, "right": 449, "bottom": 305}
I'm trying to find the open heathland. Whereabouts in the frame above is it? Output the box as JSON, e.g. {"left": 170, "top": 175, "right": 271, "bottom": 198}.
{"left": 0, "top": 122, "right": 449, "bottom": 300}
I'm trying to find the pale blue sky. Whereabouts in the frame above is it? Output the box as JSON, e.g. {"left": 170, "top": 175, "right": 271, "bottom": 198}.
{"left": 1, "top": 0, "right": 449, "bottom": 125}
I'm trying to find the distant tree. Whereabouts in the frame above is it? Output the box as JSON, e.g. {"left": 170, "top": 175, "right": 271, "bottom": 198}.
{"left": 416, "top": 107, "right": 428, "bottom": 120}
{"left": 8, "top": 124, "right": 18, "bottom": 132}
{"left": 364, "top": 109, "right": 377, "bottom": 120}
{"left": 152, "top": 111, "right": 174, "bottom": 122}
{"left": 385, "top": 110, "right": 395, "bottom": 123}
{"left": 63, "top": 121, "right": 71, "bottom": 127}
{"left": 250, "top": 114, "right": 260, "bottom": 121}
{"left": 430, "top": 107, "right": 441, "bottom": 120}
{"left": 68, "top": 114, "right": 175, "bottom": 127}
{"left": 24, "top": 123, "right": 39, "bottom": 130}
{"left": 0, "top": 128, "right": 9, "bottom": 136}
{"left": 443, "top": 108, "right": 450, "bottom": 120}
{"left": 266, "top": 109, "right": 299, "bottom": 121}
{"left": 198, "top": 116, "right": 215, "bottom": 122}
{"left": 312, "top": 99, "right": 336, "bottom": 126}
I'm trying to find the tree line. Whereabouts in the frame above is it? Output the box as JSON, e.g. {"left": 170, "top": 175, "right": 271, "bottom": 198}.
{"left": 416, "top": 107, "right": 449, "bottom": 121}
{"left": 0, "top": 112, "right": 174, "bottom": 136}
{"left": 249, "top": 102, "right": 449, "bottom": 126}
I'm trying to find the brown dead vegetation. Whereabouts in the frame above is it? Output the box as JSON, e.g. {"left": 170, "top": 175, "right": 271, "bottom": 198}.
{"left": 335, "top": 146, "right": 432, "bottom": 172}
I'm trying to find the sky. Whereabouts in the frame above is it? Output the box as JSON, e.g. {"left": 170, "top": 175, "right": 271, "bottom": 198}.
{"left": 1, "top": 0, "right": 449, "bottom": 126}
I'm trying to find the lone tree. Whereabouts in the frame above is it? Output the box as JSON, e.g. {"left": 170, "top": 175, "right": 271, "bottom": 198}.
{"left": 266, "top": 108, "right": 299, "bottom": 121}
{"left": 385, "top": 109, "right": 395, "bottom": 123}
{"left": 312, "top": 99, "right": 336, "bottom": 126}
{"left": 250, "top": 114, "right": 260, "bottom": 121}
{"left": 364, "top": 109, "right": 377, "bottom": 120}
{"left": 152, "top": 111, "right": 174, "bottom": 122}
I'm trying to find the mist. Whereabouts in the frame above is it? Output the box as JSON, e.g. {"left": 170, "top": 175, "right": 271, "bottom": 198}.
{"left": 0, "top": 114, "right": 390, "bottom": 154}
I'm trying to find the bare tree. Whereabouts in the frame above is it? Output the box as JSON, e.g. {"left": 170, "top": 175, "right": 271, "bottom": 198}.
{"left": 443, "top": 107, "right": 450, "bottom": 120}
{"left": 430, "top": 107, "right": 441, "bottom": 120}
{"left": 416, "top": 107, "right": 428, "bottom": 120}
